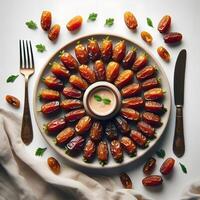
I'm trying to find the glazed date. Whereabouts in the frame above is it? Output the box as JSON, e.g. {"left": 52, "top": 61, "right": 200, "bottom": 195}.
{"left": 112, "top": 40, "right": 126, "bottom": 62}
{"left": 69, "top": 75, "right": 88, "bottom": 90}
{"left": 74, "top": 43, "right": 88, "bottom": 64}
{"left": 122, "top": 48, "right": 137, "bottom": 69}
{"left": 121, "top": 83, "right": 141, "bottom": 98}
{"left": 41, "top": 11, "right": 52, "bottom": 31}
{"left": 114, "top": 70, "right": 134, "bottom": 88}
{"left": 39, "top": 89, "right": 60, "bottom": 101}
{"left": 64, "top": 109, "right": 85, "bottom": 122}
{"left": 160, "top": 157, "right": 175, "bottom": 175}
{"left": 130, "top": 130, "right": 148, "bottom": 148}
{"left": 121, "top": 108, "right": 140, "bottom": 121}
{"left": 47, "top": 157, "right": 61, "bottom": 174}
{"left": 60, "top": 99, "right": 82, "bottom": 110}
{"left": 122, "top": 97, "right": 144, "bottom": 109}
{"left": 100, "top": 37, "right": 113, "bottom": 62}
{"left": 48, "top": 24, "right": 60, "bottom": 41}
{"left": 124, "top": 11, "right": 138, "bottom": 30}
{"left": 93, "top": 60, "right": 106, "bottom": 81}
{"left": 46, "top": 117, "right": 66, "bottom": 134}
{"left": 106, "top": 61, "right": 120, "bottom": 82}
{"left": 157, "top": 46, "right": 170, "bottom": 62}
{"left": 158, "top": 15, "right": 171, "bottom": 33}
{"left": 164, "top": 32, "right": 182, "bottom": 44}
{"left": 143, "top": 157, "right": 156, "bottom": 175}
{"left": 60, "top": 52, "right": 79, "bottom": 70}
{"left": 97, "top": 141, "right": 109, "bottom": 166}
{"left": 142, "top": 175, "right": 163, "bottom": 187}
{"left": 90, "top": 121, "right": 103, "bottom": 142}
{"left": 43, "top": 75, "right": 64, "bottom": 90}
{"left": 66, "top": 15, "right": 83, "bottom": 31}
{"left": 120, "top": 136, "right": 137, "bottom": 156}
{"left": 87, "top": 39, "right": 101, "bottom": 61}
{"left": 120, "top": 172, "right": 133, "bottom": 189}
{"left": 66, "top": 136, "right": 85, "bottom": 153}
{"left": 75, "top": 116, "right": 92, "bottom": 134}
{"left": 142, "top": 112, "right": 161, "bottom": 127}
{"left": 144, "top": 88, "right": 165, "bottom": 101}
{"left": 141, "top": 78, "right": 160, "bottom": 90}
{"left": 136, "top": 65, "right": 156, "bottom": 81}
{"left": 137, "top": 121, "right": 155, "bottom": 138}
{"left": 114, "top": 116, "right": 131, "bottom": 134}
{"left": 51, "top": 62, "right": 70, "bottom": 79}
{"left": 56, "top": 127, "right": 75, "bottom": 145}
{"left": 132, "top": 53, "right": 148, "bottom": 71}
{"left": 144, "top": 101, "right": 166, "bottom": 114}
{"left": 62, "top": 86, "right": 82, "bottom": 99}
{"left": 105, "top": 121, "right": 118, "bottom": 141}
{"left": 5, "top": 95, "right": 20, "bottom": 108}
{"left": 110, "top": 140, "right": 123, "bottom": 162}
{"left": 41, "top": 101, "right": 60, "bottom": 114}
{"left": 141, "top": 31, "right": 153, "bottom": 44}
{"left": 79, "top": 65, "right": 96, "bottom": 83}
{"left": 83, "top": 139, "right": 96, "bottom": 162}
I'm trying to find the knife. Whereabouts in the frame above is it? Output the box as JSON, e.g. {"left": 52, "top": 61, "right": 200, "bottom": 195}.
{"left": 173, "top": 49, "right": 187, "bottom": 157}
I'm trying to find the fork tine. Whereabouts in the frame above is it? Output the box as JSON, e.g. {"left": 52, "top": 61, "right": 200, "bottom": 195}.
{"left": 29, "top": 41, "right": 34, "bottom": 69}
{"left": 22, "top": 40, "right": 27, "bottom": 68}
{"left": 19, "top": 40, "right": 23, "bottom": 68}
{"left": 26, "top": 40, "right": 31, "bottom": 68}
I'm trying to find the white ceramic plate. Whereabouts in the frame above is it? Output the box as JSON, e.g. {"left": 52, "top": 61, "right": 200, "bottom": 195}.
{"left": 33, "top": 34, "right": 171, "bottom": 172}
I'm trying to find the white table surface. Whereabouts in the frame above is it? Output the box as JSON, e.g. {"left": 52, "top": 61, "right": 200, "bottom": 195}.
{"left": 1, "top": 0, "right": 200, "bottom": 199}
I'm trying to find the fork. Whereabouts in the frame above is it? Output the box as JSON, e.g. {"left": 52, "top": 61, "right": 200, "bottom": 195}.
{"left": 19, "top": 40, "right": 34, "bottom": 145}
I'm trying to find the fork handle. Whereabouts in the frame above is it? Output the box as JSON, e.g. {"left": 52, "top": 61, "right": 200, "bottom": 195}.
{"left": 21, "top": 79, "right": 33, "bottom": 145}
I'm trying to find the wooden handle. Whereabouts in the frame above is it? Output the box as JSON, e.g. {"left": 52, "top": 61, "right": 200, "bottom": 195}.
{"left": 173, "top": 106, "right": 185, "bottom": 157}
{"left": 21, "top": 79, "right": 33, "bottom": 145}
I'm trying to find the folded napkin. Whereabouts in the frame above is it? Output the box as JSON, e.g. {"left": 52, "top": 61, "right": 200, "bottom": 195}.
{"left": 0, "top": 108, "right": 199, "bottom": 200}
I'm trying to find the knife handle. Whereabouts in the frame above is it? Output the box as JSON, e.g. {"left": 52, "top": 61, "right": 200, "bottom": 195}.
{"left": 173, "top": 105, "right": 185, "bottom": 157}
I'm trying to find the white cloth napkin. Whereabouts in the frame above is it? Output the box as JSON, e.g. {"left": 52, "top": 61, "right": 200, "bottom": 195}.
{"left": 0, "top": 108, "right": 199, "bottom": 200}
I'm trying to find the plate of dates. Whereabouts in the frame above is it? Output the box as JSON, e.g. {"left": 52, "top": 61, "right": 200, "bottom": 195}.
{"left": 34, "top": 34, "right": 171, "bottom": 171}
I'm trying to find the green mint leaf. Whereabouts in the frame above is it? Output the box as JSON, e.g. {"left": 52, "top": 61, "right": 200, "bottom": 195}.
{"left": 103, "top": 98, "right": 111, "bottom": 105}
{"left": 105, "top": 18, "right": 114, "bottom": 27}
{"left": 36, "top": 44, "right": 46, "bottom": 52}
{"left": 88, "top": 13, "right": 98, "bottom": 21}
{"left": 147, "top": 17, "right": 153, "bottom": 27}
{"left": 156, "top": 149, "right": 165, "bottom": 158}
{"left": 94, "top": 94, "right": 102, "bottom": 102}
{"left": 179, "top": 162, "right": 187, "bottom": 174}
{"left": 6, "top": 75, "right": 19, "bottom": 83}
{"left": 35, "top": 147, "right": 47, "bottom": 156}
{"left": 26, "top": 20, "right": 37, "bottom": 30}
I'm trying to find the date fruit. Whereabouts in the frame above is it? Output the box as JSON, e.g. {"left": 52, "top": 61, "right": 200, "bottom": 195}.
{"left": 120, "top": 136, "right": 137, "bottom": 156}
{"left": 122, "top": 48, "right": 137, "bottom": 68}
{"left": 79, "top": 65, "right": 96, "bottom": 83}
{"left": 143, "top": 157, "right": 156, "bottom": 175}
{"left": 69, "top": 75, "right": 88, "bottom": 90}
{"left": 122, "top": 97, "right": 144, "bottom": 109}
{"left": 157, "top": 46, "right": 170, "bottom": 62}
{"left": 97, "top": 141, "right": 109, "bottom": 166}
{"left": 65, "top": 109, "right": 85, "bottom": 122}
{"left": 51, "top": 62, "right": 70, "bottom": 79}
{"left": 46, "top": 117, "right": 66, "bottom": 133}
{"left": 74, "top": 43, "right": 89, "bottom": 64}
{"left": 132, "top": 53, "right": 148, "bottom": 71}
{"left": 41, "top": 11, "right": 52, "bottom": 31}
{"left": 106, "top": 61, "right": 120, "bottom": 82}
{"left": 87, "top": 38, "right": 101, "bottom": 61}
{"left": 158, "top": 15, "right": 171, "bottom": 33}
{"left": 110, "top": 140, "right": 123, "bottom": 162}
{"left": 120, "top": 172, "right": 133, "bottom": 189}
{"left": 60, "top": 99, "right": 82, "bottom": 110}
{"left": 93, "top": 60, "right": 106, "bottom": 81}
{"left": 100, "top": 37, "right": 113, "bottom": 62}
{"left": 121, "top": 108, "right": 140, "bottom": 121}
{"left": 144, "top": 101, "right": 166, "bottom": 114}
{"left": 48, "top": 24, "right": 60, "bottom": 41}
{"left": 114, "top": 70, "right": 134, "bottom": 88}
{"left": 144, "top": 88, "right": 164, "bottom": 100}
{"left": 124, "top": 11, "right": 138, "bottom": 30}
{"left": 56, "top": 127, "right": 75, "bottom": 145}
{"left": 39, "top": 89, "right": 60, "bottom": 101}
{"left": 142, "top": 175, "right": 163, "bottom": 187}
{"left": 90, "top": 121, "right": 103, "bottom": 142}
{"left": 66, "top": 136, "right": 85, "bottom": 153}
{"left": 141, "top": 78, "right": 160, "bottom": 90}
{"left": 130, "top": 130, "right": 148, "bottom": 148}
{"left": 43, "top": 75, "right": 63, "bottom": 90}
{"left": 75, "top": 116, "right": 92, "bottom": 134}
{"left": 62, "top": 86, "right": 82, "bottom": 99}
{"left": 105, "top": 121, "right": 118, "bottom": 140}
{"left": 83, "top": 139, "right": 96, "bottom": 162}
{"left": 137, "top": 121, "right": 155, "bottom": 138}
{"left": 112, "top": 40, "right": 126, "bottom": 62}
{"left": 66, "top": 15, "right": 83, "bottom": 31}
{"left": 114, "top": 116, "right": 131, "bottom": 134}
{"left": 47, "top": 157, "right": 61, "bottom": 174}
{"left": 60, "top": 52, "right": 79, "bottom": 70}
{"left": 136, "top": 65, "right": 156, "bottom": 81}
{"left": 5, "top": 95, "right": 20, "bottom": 108}
{"left": 142, "top": 112, "right": 161, "bottom": 127}
{"left": 41, "top": 101, "right": 60, "bottom": 114}
{"left": 121, "top": 83, "right": 141, "bottom": 98}
{"left": 164, "top": 32, "right": 182, "bottom": 44}
{"left": 160, "top": 157, "right": 175, "bottom": 175}
{"left": 141, "top": 31, "right": 153, "bottom": 44}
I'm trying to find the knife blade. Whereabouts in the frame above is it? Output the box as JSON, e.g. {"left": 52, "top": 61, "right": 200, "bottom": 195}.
{"left": 173, "top": 49, "right": 187, "bottom": 157}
